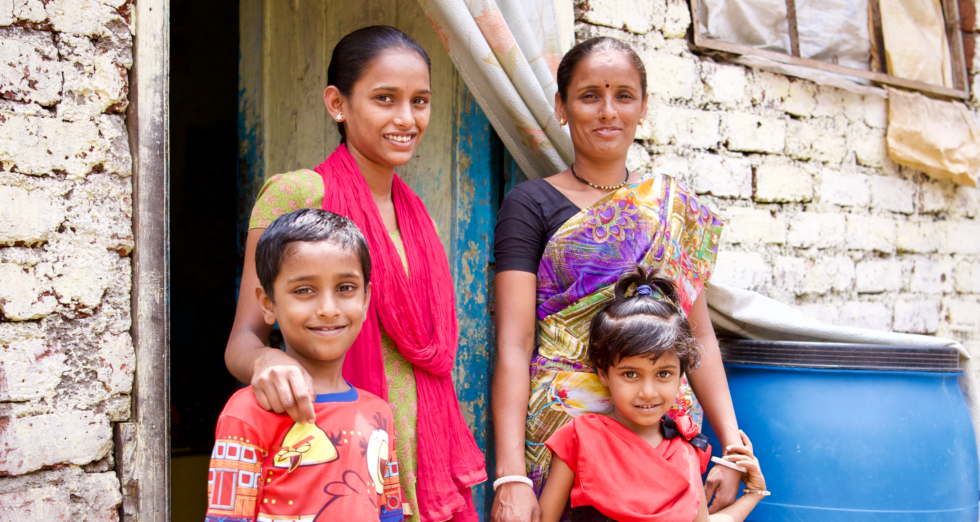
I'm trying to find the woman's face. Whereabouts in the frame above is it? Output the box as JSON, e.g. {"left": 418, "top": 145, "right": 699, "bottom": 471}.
{"left": 325, "top": 49, "right": 431, "bottom": 171}
{"left": 556, "top": 50, "right": 647, "bottom": 164}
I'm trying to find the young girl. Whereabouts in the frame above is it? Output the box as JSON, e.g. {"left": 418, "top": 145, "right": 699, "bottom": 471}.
{"left": 538, "top": 267, "right": 768, "bottom": 522}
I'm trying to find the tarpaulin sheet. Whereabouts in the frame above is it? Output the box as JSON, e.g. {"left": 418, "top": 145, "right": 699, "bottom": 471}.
{"left": 880, "top": 0, "right": 952, "bottom": 87}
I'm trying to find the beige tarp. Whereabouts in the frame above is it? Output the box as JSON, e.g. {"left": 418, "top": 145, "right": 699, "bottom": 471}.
{"left": 879, "top": 0, "right": 952, "bottom": 87}
{"left": 887, "top": 88, "right": 980, "bottom": 187}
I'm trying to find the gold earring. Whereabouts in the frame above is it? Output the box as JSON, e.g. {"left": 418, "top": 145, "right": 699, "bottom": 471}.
{"left": 638, "top": 118, "right": 645, "bottom": 125}
{"left": 559, "top": 117, "right": 566, "bottom": 126}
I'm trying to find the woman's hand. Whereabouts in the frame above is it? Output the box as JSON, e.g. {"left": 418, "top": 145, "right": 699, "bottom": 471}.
{"left": 705, "top": 464, "right": 741, "bottom": 513}
{"left": 722, "top": 430, "right": 766, "bottom": 492}
{"left": 251, "top": 348, "right": 317, "bottom": 424}
{"left": 492, "top": 483, "right": 541, "bottom": 522}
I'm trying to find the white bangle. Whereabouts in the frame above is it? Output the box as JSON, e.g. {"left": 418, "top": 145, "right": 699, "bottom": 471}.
{"left": 743, "top": 489, "right": 771, "bottom": 496}
{"left": 493, "top": 476, "right": 533, "bottom": 491}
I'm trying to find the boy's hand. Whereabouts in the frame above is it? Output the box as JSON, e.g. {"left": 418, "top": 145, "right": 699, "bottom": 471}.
{"left": 252, "top": 348, "right": 317, "bottom": 424}
{"left": 722, "top": 430, "right": 766, "bottom": 492}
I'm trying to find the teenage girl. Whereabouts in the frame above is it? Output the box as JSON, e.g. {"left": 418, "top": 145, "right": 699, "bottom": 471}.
{"left": 537, "top": 267, "right": 768, "bottom": 522}
{"left": 225, "top": 26, "right": 485, "bottom": 521}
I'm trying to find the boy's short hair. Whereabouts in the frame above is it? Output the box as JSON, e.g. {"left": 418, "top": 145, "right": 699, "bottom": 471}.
{"left": 255, "top": 209, "right": 371, "bottom": 299}
{"left": 588, "top": 266, "right": 701, "bottom": 374}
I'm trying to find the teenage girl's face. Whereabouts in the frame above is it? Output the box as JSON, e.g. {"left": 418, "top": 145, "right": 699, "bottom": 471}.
{"left": 325, "top": 49, "right": 431, "bottom": 171}
{"left": 555, "top": 50, "right": 647, "bottom": 164}
{"left": 598, "top": 353, "right": 682, "bottom": 430}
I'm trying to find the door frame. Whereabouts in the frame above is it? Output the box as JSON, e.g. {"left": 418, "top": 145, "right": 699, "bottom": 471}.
{"left": 125, "top": 0, "right": 171, "bottom": 520}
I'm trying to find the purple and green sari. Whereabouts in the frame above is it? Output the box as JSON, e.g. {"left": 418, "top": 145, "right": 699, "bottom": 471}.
{"left": 524, "top": 174, "right": 724, "bottom": 493}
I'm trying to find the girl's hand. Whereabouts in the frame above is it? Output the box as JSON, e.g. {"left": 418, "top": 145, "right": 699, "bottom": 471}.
{"left": 722, "top": 430, "right": 766, "bottom": 492}
{"left": 251, "top": 348, "right": 317, "bottom": 424}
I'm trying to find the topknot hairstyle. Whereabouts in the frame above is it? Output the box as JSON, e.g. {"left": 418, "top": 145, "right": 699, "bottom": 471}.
{"left": 588, "top": 266, "right": 701, "bottom": 374}
{"left": 255, "top": 209, "right": 372, "bottom": 300}
{"left": 556, "top": 37, "right": 647, "bottom": 103}
{"left": 328, "top": 25, "right": 431, "bottom": 144}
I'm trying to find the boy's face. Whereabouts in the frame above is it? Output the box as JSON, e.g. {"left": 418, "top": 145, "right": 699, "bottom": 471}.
{"left": 598, "top": 352, "right": 682, "bottom": 429}
{"left": 257, "top": 240, "right": 370, "bottom": 366}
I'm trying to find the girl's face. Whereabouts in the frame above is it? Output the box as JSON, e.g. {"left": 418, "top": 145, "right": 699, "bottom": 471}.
{"left": 598, "top": 352, "right": 682, "bottom": 430}
{"left": 325, "top": 49, "right": 431, "bottom": 171}
{"left": 555, "top": 50, "right": 647, "bottom": 164}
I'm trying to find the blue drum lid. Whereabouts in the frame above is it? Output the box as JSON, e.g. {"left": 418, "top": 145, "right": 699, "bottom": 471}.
{"left": 719, "top": 339, "right": 960, "bottom": 372}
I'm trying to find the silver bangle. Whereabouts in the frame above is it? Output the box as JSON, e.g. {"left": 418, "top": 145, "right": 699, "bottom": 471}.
{"left": 493, "top": 475, "right": 533, "bottom": 491}
{"left": 743, "top": 489, "right": 771, "bottom": 496}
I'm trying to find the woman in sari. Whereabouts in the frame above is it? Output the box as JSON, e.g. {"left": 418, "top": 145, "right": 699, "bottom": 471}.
{"left": 490, "top": 38, "right": 742, "bottom": 522}
{"left": 225, "top": 26, "right": 485, "bottom": 522}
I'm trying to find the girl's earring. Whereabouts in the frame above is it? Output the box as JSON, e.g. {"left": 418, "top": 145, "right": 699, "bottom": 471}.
{"left": 558, "top": 117, "right": 566, "bottom": 126}
{"left": 336, "top": 113, "right": 344, "bottom": 122}
{"left": 638, "top": 118, "right": 645, "bottom": 126}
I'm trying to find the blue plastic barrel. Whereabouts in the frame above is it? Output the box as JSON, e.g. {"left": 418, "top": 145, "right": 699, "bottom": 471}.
{"left": 702, "top": 340, "right": 978, "bottom": 522}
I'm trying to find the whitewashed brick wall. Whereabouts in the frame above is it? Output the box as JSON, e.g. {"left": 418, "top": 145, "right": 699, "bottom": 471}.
{"left": 0, "top": 1, "right": 133, "bottom": 520}
{"left": 576, "top": 1, "right": 980, "bottom": 358}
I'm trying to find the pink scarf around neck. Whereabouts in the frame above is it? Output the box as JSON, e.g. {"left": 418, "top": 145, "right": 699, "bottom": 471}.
{"left": 315, "top": 145, "right": 486, "bottom": 522}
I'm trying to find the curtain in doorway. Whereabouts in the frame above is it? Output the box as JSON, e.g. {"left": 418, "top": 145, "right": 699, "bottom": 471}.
{"left": 417, "top": 0, "right": 574, "bottom": 178}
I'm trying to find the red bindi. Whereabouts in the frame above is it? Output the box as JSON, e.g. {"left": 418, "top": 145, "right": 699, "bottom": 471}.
{"left": 605, "top": 83, "right": 610, "bottom": 88}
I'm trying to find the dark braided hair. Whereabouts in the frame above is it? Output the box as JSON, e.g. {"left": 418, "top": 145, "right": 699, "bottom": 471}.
{"left": 327, "top": 25, "right": 431, "bottom": 144}
{"left": 588, "top": 266, "right": 701, "bottom": 374}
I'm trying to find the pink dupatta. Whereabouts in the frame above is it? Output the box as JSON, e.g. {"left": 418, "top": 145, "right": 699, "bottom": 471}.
{"left": 315, "top": 145, "right": 487, "bottom": 521}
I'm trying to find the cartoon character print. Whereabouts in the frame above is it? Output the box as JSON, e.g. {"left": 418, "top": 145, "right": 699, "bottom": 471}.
{"left": 273, "top": 421, "right": 342, "bottom": 472}
{"left": 364, "top": 412, "right": 391, "bottom": 495}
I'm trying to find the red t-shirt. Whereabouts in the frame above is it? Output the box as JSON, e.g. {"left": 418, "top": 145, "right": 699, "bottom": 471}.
{"left": 545, "top": 414, "right": 710, "bottom": 522}
{"left": 204, "top": 384, "right": 404, "bottom": 522}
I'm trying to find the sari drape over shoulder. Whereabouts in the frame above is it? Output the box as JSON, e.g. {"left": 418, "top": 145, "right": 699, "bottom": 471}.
{"left": 525, "top": 174, "right": 724, "bottom": 493}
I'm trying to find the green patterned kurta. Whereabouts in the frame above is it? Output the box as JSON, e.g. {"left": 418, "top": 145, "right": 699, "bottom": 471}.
{"left": 250, "top": 170, "right": 421, "bottom": 521}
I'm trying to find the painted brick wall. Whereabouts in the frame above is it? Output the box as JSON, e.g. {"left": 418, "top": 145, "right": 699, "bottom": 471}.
{"left": 0, "top": 1, "right": 133, "bottom": 520}
{"left": 575, "top": 0, "right": 980, "bottom": 357}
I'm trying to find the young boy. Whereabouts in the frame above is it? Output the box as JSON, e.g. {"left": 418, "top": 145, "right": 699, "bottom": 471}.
{"left": 205, "top": 209, "right": 404, "bottom": 522}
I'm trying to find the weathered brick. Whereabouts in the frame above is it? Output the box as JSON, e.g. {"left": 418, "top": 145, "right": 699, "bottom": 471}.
{"left": 722, "top": 112, "right": 786, "bottom": 154}
{"left": 819, "top": 168, "right": 871, "bottom": 207}
{"left": 855, "top": 259, "right": 904, "bottom": 293}
{"left": 0, "top": 468, "right": 121, "bottom": 521}
{"left": 839, "top": 301, "right": 893, "bottom": 331}
{"left": 0, "top": 487, "right": 71, "bottom": 521}
{"left": 909, "top": 258, "right": 955, "bottom": 294}
{"left": 626, "top": 143, "right": 650, "bottom": 173}
{"left": 919, "top": 181, "right": 948, "bottom": 214}
{"left": 689, "top": 153, "right": 751, "bottom": 199}
{"left": 944, "top": 220, "right": 980, "bottom": 255}
{"left": 787, "top": 213, "right": 845, "bottom": 249}
{"left": 0, "top": 411, "right": 111, "bottom": 475}
{"left": 0, "top": 27, "right": 61, "bottom": 107}
{"left": 0, "top": 186, "right": 64, "bottom": 246}
{"left": 701, "top": 62, "right": 747, "bottom": 108}
{"left": 642, "top": 50, "right": 698, "bottom": 100}
{"left": 662, "top": 0, "right": 691, "bottom": 38}
{"left": 651, "top": 153, "right": 689, "bottom": 180}
{"left": 774, "top": 256, "right": 806, "bottom": 293}
{"left": 780, "top": 79, "right": 817, "bottom": 117}
{"left": 796, "top": 303, "right": 839, "bottom": 324}
{"left": 802, "top": 256, "right": 855, "bottom": 294}
{"left": 754, "top": 157, "right": 814, "bottom": 202}
{"left": 710, "top": 250, "right": 771, "bottom": 290}
{"left": 955, "top": 185, "right": 979, "bottom": 218}
{"left": 748, "top": 71, "right": 791, "bottom": 109}
{"left": 811, "top": 85, "right": 849, "bottom": 119}
{"left": 896, "top": 221, "right": 944, "bottom": 253}
{"left": 863, "top": 95, "right": 888, "bottom": 129}
{"left": 721, "top": 207, "right": 787, "bottom": 245}
{"left": 0, "top": 115, "right": 108, "bottom": 178}
{"left": 785, "top": 118, "right": 846, "bottom": 163}
{"left": 846, "top": 122, "right": 887, "bottom": 168}
{"left": 57, "top": 33, "right": 132, "bottom": 120}
{"left": 579, "top": 0, "right": 663, "bottom": 33}
{"left": 643, "top": 103, "right": 719, "bottom": 148}
{"left": 96, "top": 332, "right": 133, "bottom": 395}
{"left": 845, "top": 214, "right": 897, "bottom": 253}
{"left": 870, "top": 175, "right": 916, "bottom": 214}
{"left": 0, "top": 263, "right": 57, "bottom": 321}
{"left": 0, "top": 338, "right": 66, "bottom": 401}
{"left": 0, "top": 1, "right": 11, "bottom": 25}
{"left": 943, "top": 296, "right": 980, "bottom": 333}
{"left": 893, "top": 296, "right": 941, "bottom": 334}
{"left": 955, "top": 261, "right": 980, "bottom": 293}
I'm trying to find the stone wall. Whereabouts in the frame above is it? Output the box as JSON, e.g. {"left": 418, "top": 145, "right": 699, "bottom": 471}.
{"left": 576, "top": 0, "right": 980, "bottom": 356}
{"left": 0, "top": 1, "right": 133, "bottom": 520}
